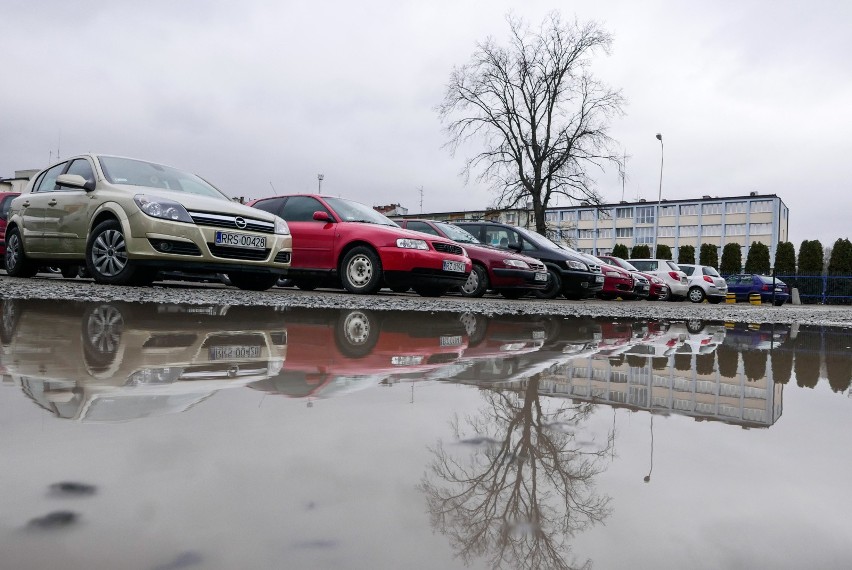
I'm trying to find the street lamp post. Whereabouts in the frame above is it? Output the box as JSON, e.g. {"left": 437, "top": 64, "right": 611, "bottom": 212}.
{"left": 317, "top": 174, "right": 324, "bottom": 194}
{"left": 654, "top": 133, "right": 664, "bottom": 257}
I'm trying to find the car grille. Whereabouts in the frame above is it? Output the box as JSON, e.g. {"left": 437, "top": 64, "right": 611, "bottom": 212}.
{"left": 207, "top": 243, "right": 270, "bottom": 261}
{"left": 274, "top": 250, "right": 291, "bottom": 264}
{"left": 528, "top": 261, "right": 546, "bottom": 272}
{"left": 189, "top": 211, "right": 276, "bottom": 234}
{"left": 148, "top": 238, "right": 202, "bottom": 256}
{"left": 587, "top": 263, "right": 601, "bottom": 273}
{"left": 432, "top": 242, "right": 464, "bottom": 256}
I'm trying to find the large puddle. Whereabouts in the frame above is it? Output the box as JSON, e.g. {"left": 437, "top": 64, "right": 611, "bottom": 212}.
{"left": 1, "top": 299, "right": 850, "bottom": 569}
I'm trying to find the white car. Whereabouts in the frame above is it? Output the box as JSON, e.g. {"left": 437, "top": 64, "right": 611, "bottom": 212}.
{"left": 677, "top": 264, "right": 729, "bottom": 303}
{"left": 628, "top": 259, "right": 689, "bottom": 300}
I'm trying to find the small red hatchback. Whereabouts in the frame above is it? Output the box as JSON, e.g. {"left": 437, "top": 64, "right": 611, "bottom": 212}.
{"left": 249, "top": 194, "right": 471, "bottom": 296}
{"left": 396, "top": 218, "right": 548, "bottom": 298}
{"left": 0, "top": 192, "right": 21, "bottom": 269}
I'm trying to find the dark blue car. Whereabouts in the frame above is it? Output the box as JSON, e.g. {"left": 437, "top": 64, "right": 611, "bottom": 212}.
{"left": 725, "top": 274, "right": 790, "bottom": 306}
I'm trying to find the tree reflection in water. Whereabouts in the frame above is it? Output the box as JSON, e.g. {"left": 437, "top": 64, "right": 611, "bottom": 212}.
{"left": 420, "top": 376, "right": 613, "bottom": 570}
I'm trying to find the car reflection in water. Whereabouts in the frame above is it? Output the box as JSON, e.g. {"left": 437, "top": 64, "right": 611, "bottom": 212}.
{"left": 247, "top": 308, "right": 469, "bottom": 401}
{"left": 0, "top": 299, "right": 287, "bottom": 421}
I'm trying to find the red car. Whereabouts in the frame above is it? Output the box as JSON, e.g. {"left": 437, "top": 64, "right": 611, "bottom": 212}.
{"left": 396, "top": 219, "right": 548, "bottom": 298}
{"left": 577, "top": 253, "right": 634, "bottom": 300}
{"left": 0, "top": 192, "right": 20, "bottom": 268}
{"left": 249, "top": 194, "right": 471, "bottom": 296}
{"left": 598, "top": 255, "right": 671, "bottom": 301}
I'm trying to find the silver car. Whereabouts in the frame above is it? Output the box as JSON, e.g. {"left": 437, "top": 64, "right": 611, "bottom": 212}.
{"left": 677, "top": 264, "right": 729, "bottom": 303}
{"left": 4, "top": 155, "right": 292, "bottom": 290}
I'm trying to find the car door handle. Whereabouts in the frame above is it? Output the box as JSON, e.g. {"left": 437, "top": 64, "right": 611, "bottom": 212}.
{"left": 22, "top": 201, "right": 30, "bottom": 207}
{"left": 48, "top": 200, "right": 58, "bottom": 206}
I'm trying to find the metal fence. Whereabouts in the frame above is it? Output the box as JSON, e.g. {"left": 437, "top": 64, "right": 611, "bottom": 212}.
{"left": 778, "top": 274, "right": 852, "bottom": 305}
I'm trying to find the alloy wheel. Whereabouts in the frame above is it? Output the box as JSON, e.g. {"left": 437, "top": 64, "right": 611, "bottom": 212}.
{"left": 91, "top": 229, "right": 128, "bottom": 277}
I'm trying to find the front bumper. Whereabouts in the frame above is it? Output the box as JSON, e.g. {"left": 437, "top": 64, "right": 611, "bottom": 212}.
{"left": 378, "top": 246, "right": 471, "bottom": 288}
{"left": 560, "top": 269, "right": 605, "bottom": 297}
{"left": 491, "top": 267, "right": 548, "bottom": 290}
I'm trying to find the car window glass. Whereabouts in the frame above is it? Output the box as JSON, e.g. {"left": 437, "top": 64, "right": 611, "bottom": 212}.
{"left": 281, "top": 196, "right": 331, "bottom": 222}
{"left": 61, "top": 159, "right": 95, "bottom": 191}
{"left": 520, "top": 237, "right": 537, "bottom": 252}
{"left": 631, "top": 261, "right": 655, "bottom": 271}
{"left": 455, "top": 224, "right": 481, "bottom": 240}
{"left": 666, "top": 261, "right": 681, "bottom": 271}
{"left": 484, "top": 227, "right": 520, "bottom": 249}
{"left": 35, "top": 162, "right": 67, "bottom": 193}
{"left": 0, "top": 196, "right": 14, "bottom": 219}
{"left": 406, "top": 221, "right": 441, "bottom": 236}
{"left": 681, "top": 266, "right": 695, "bottom": 276}
{"left": 253, "top": 197, "right": 286, "bottom": 216}
{"left": 703, "top": 266, "right": 721, "bottom": 277}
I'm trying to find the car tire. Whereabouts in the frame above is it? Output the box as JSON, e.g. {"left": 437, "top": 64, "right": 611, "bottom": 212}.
{"left": 335, "top": 310, "right": 379, "bottom": 358}
{"left": 85, "top": 219, "right": 148, "bottom": 286}
{"left": 389, "top": 285, "right": 410, "bottom": 293}
{"left": 598, "top": 293, "right": 615, "bottom": 300}
{"left": 686, "top": 320, "right": 706, "bottom": 334}
{"left": 533, "top": 268, "right": 562, "bottom": 299}
{"left": 459, "top": 264, "right": 488, "bottom": 298}
{"left": 656, "top": 287, "right": 671, "bottom": 302}
{"left": 82, "top": 303, "right": 125, "bottom": 373}
{"left": 4, "top": 227, "right": 38, "bottom": 278}
{"left": 774, "top": 299, "right": 786, "bottom": 306}
{"left": 499, "top": 289, "right": 528, "bottom": 300}
{"left": 229, "top": 272, "right": 279, "bottom": 291}
{"left": 341, "top": 246, "right": 383, "bottom": 294}
{"left": 709, "top": 298, "right": 724, "bottom": 304}
{"left": 688, "top": 286, "right": 706, "bottom": 303}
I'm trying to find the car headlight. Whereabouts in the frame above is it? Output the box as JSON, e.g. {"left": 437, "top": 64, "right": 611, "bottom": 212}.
{"left": 134, "top": 195, "right": 192, "bottom": 223}
{"left": 605, "top": 270, "right": 622, "bottom": 277}
{"left": 274, "top": 217, "right": 290, "bottom": 235}
{"left": 651, "top": 277, "right": 663, "bottom": 284}
{"left": 125, "top": 367, "right": 185, "bottom": 386}
{"left": 567, "top": 260, "right": 588, "bottom": 271}
{"left": 396, "top": 238, "right": 428, "bottom": 250}
{"left": 503, "top": 259, "right": 530, "bottom": 269}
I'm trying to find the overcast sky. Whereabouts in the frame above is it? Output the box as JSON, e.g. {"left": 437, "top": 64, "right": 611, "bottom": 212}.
{"left": 2, "top": 0, "right": 849, "bottom": 246}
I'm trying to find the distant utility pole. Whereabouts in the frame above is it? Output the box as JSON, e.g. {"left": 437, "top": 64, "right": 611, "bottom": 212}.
{"left": 317, "top": 173, "right": 324, "bottom": 194}
{"left": 418, "top": 186, "right": 424, "bottom": 213}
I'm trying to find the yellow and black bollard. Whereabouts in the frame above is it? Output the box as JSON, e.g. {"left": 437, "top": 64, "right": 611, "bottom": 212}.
{"left": 749, "top": 292, "right": 761, "bottom": 305}
{"left": 726, "top": 292, "right": 736, "bottom": 304}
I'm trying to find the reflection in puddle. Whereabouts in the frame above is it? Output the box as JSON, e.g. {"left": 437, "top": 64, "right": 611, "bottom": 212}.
{"left": 2, "top": 298, "right": 852, "bottom": 569}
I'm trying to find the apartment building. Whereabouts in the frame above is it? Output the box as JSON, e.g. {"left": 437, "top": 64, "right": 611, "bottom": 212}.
{"left": 409, "top": 193, "right": 789, "bottom": 263}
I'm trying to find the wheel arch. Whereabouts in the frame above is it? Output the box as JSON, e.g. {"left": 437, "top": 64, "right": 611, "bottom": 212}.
{"left": 89, "top": 203, "right": 130, "bottom": 238}
{"left": 337, "top": 240, "right": 378, "bottom": 272}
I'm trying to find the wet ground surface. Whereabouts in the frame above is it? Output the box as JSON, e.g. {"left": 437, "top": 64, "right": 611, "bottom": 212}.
{"left": 1, "top": 296, "right": 851, "bottom": 569}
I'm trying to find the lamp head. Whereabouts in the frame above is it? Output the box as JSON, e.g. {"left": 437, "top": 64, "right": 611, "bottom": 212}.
{"left": 655, "top": 133, "right": 662, "bottom": 141}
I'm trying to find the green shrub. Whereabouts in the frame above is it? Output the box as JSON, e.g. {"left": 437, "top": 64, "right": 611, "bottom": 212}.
{"left": 699, "top": 243, "right": 719, "bottom": 268}
{"left": 612, "top": 243, "right": 629, "bottom": 259}
{"left": 720, "top": 243, "right": 742, "bottom": 275}
{"left": 631, "top": 244, "right": 651, "bottom": 259}
{"left": 797, "top": 240, "right": 824, "bottom": 275}
{"left": 656, "top": 244, "right": 672, "bottom": 260}
{"left": 774, "top": 242, "right": 796, "bottom": 276}
{"left": 677, "top": 245, "right": 695, "bottom": 265}
{"left": 745, "top": 242, "right": 770, "bottom": 274}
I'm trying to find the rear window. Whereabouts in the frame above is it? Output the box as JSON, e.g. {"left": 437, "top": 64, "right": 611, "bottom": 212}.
{"left": 756, "top": 275, "right": 786, "bottom": 285}
{"left": 630, "top": 260, "right": 656, "bottom": 271}
{"left": 665, "top": 261, "right": 681, "bottom": 271}
{"left": 681, "top": 266, "right": 695, "bottom": 276}
{"left": 702, "top": 266, "right": 721, "bottom": 277}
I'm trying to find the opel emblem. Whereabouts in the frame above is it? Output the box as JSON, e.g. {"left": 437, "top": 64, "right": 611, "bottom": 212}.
{"left": 235, "top": 217, "right": 247, "bottom": 229}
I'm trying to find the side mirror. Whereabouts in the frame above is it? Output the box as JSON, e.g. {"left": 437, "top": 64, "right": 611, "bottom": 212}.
{"left": 313, "top": 211, "right": 333, "bottom": 222}
{"left": 56, "top": 174, "right": 95, "bottom": 192}
{"left": 508, "top": 242, "right": 522, "bottom": 252}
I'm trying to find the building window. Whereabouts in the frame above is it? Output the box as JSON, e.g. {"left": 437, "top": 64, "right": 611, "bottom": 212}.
{"left": 750, "top": 200, "right": 773, "bottom": 213}
{"left": 579, "top": 210, "right": 595, "bottom": 221}
{"left": 616, "top": 207, "right": 633, "bottom": 218}
{"left": 579, "top": 229, "right": 596, "bottom": 239}
{"left": 679, "top": 225, "right": 698, "bottom": 237}
{"left": 598, "top": 228, "right": 613, "bottom": 239}
{"left": 750, "top": 223, "right": 772, "bottom": 234}
{"left": 701, "top": 224, "right": 722, "bottom": 236}
{"left": 597, "top": 208, "right": 613, "bottom": 220}
{"left": 725, "top": 224, "right": 746, "bottom": 236}
{"left": 635, "top": 227, "right": 655, "bottom": 244}
{"left": 562, "top": 210, "right": 578, "bottom": 222}
{"left": 725, "top": 201, "right": 747, "bottom": 214}
{"left": 680, "top": 204, "right": 698, "bottom": 216}
{"left": 659, "top": 205, "right": 677, "bottom": 217}
{"left": 635, "top": 206, "right": 655, "bottom": 224}
{"left": 505, "top": 213, "right": 517, "bottom": 224}
{"left": 615, "top": 227, "right": 633, "bottom": 238}
{"left": 658, "top": 226, "right": 676, "bottom": 238}
{"left": 578, "top": 248, "right": 595, "bottom": 254}
{"left": 545, "top": 211, "right": 558, "bottom": 223}
{"left": 702, "top": 203, "right": 722, "bottom": 215}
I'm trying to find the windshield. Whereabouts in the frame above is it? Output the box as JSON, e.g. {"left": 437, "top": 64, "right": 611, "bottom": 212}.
{"left": 435, "top": 222, "right": 480, "bottom": 244}
{"left": 323, "top": 197, "right": 398, "bottom": 226}
{"left": 98, "top": 156, "right": 228, "bottom": 200}
{"left": 514, "top": 226, "right": 565, "bottom": 250}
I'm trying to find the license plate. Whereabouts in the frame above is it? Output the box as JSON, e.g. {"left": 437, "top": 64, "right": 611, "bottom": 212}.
{"left": 209, "top": 345, "right": 261, "bottom": 360}
{"left": 534, "top": 272, "right": 548, "bottom": 281}
{"left": 595, "top": 275, "right": 605, "bottom": 283}
{"left": 775, "top": 287, "right": 784, "bottom": 292}
{"left": 440, "top": 335, "right": 462, "bottom": 346}
{"left": 215, "top": 231, "right": 266, "bottom": 249}
{"left": 443, "top": 260, "right": 466, "bottom": 273}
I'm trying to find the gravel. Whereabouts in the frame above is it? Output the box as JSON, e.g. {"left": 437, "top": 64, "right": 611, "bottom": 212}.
{"left": 2, "top": 275, "right": 850, "bottom": 327}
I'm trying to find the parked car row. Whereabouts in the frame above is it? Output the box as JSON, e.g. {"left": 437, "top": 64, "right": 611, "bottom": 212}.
{"left": 0, "top": 154, "right": 791, "bottom": 304}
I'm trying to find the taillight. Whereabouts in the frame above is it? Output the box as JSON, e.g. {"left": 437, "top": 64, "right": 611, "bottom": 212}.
{"left": 668, "top": 271, "right": 680, "bottom": 280}
{"left": 762, "top": 284, "right": 770, "bottom": 291}
{"left": 703, "top": 276, "right": 714, "bottom": 284}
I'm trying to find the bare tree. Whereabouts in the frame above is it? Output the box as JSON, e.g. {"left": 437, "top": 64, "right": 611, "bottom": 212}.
{"left": 420, "top": 377, "right": 613, "bottom": 569}
{"left": 439, "top": 12, "right": 625, "bottom": 236}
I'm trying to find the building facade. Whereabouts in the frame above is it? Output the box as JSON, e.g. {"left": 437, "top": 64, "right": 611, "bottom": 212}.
{"left": 409, "top": 193, "right": 789, "bottom": 264}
